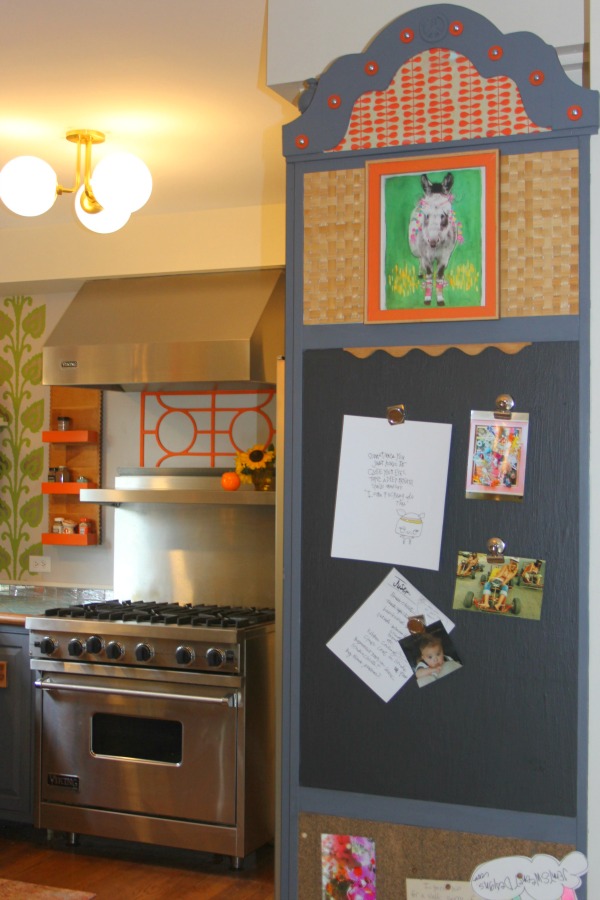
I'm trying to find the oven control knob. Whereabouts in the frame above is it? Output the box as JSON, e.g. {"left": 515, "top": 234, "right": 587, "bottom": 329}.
{"left": 67, "top": 639, "right": 84, "bottom": 658}
{"left": 39, "top": 637, "right": 57, "bottom": 656}
{"left": 206, "top": 648, "right": 225, "bottom": 668}
{"left": 175, "top": 645, "right": 194, "bottom": 666}
{"left": 86, "top": 636, "right": 103, "bottom": 654}
{"left": 135, "top": 643, "right": 153, "bottom": 662}
{"left": 106, "top": 641, "right": 124, "bottom": 661}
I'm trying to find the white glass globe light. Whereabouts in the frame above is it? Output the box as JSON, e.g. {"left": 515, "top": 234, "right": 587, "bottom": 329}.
{"left": 0, "top": 156, "right": 57, "bottom": 216}
{"left": 74, "top": 185, "right": 131, "bottom": 234}
{"left": 91, "top": 152, "right": 152, "bottom": 214}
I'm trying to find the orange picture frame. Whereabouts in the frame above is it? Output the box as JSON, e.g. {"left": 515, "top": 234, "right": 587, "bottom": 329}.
{"left": 365, "top": 150, "right": 499, "bottom": 324}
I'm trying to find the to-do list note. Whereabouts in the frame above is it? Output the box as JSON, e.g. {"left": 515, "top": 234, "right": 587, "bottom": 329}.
{"left": 327, "top": 568, "right": 455, "bottom": 702}
{"left": 331, "top": 415, "right": 452, "bottom": 570}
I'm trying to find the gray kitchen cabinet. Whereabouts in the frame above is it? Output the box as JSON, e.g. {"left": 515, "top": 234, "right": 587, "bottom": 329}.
{"left": 0, "top": 626, "right": 34, "bottom": 822}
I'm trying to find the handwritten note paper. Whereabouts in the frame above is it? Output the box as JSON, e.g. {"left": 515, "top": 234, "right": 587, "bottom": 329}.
{"left": 331, "top": 415, "right": 452, "bottom": 570}
{"left": 326, "top": 568, "right": 455, "bottom": 702}
{"left": 406, "top": 880, "right": 477, "bottom": 900}
{"left": 406, "top": 871, "right": 581, "bottom": 900}
{"left": 471, "top": 852, "right": 586, "bottom": 900}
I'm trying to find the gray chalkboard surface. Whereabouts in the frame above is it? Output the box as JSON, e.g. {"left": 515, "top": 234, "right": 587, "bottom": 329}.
{"left": 300, "top": 343, "right": 578, "bottom": 816}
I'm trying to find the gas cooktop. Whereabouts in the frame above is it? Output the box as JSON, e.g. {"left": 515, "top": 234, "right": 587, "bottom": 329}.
{"left": 40, "top": 600, "right": 275, "bottom": 629}
{"left": 26, "top": 602, "right": 276, "bottom": 673}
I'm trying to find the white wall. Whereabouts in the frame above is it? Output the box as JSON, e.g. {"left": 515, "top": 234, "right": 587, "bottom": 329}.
{"left": 267, "top": 0, "right": 585, "bottom": 99}
{"left": 0, "top": 203, "right": 286, "bottom": 293}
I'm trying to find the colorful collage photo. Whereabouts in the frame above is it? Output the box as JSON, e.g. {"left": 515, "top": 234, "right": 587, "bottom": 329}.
{"left": 321, "top": 833, "right": 376, "bottom": 899}
{"left": 466, "top": 410, "right": 529, "bottom": 501}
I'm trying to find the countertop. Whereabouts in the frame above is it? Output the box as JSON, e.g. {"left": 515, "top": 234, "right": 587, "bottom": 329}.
{"left": 0, "top": 585, "right": 113, "bottom": 627}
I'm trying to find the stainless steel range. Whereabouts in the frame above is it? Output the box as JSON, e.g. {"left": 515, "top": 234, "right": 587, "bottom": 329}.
{"left": 26, "top": 600, "right": 275, "bottom": 868}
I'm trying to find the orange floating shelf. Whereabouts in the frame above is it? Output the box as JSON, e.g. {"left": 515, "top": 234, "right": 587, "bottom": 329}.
{"left": 42, "top": 430, "right": 98, "bottom": 443}
{"left": 42, "top": 532, "right": 98, "bottom": 546}
{"left": 42, "top": 482, "right": 97, "bottom": 494}
{"left": 44, "top": 387, "right": 103, "bottom": 545}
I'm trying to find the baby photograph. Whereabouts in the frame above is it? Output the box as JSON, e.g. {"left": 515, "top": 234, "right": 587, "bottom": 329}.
{"left": 399, "top": 621, "right": 462, "bottom": 689}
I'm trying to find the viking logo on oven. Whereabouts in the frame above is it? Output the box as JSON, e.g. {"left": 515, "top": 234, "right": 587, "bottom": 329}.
{"left": 48, "top": 773, "right": 79, "bottom": 791}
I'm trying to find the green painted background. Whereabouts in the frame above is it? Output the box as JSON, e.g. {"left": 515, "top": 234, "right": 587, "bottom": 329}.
{"left": 383, "top": 168, "right": 484, "bottom": 310}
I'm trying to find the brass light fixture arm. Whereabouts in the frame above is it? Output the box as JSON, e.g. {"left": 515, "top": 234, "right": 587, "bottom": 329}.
{"left": 56, "top": 129, "right": 105, "bottom": 213}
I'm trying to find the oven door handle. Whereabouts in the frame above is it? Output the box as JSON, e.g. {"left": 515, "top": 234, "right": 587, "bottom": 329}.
{"left": 35, "top": 679, "right": 238, "bottom": 708}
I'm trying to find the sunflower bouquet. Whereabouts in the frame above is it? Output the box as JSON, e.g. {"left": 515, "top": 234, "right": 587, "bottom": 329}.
{"left": 235, "top": 442, "right": 276, "bottom": 486}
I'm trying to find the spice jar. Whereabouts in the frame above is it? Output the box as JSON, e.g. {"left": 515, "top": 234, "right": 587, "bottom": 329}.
{"left": 62, "top": 519, "right": 77, "bottom": 535}
{"left": 57, "top": 416, "right": 71, "bottom": 431}
{"left": 47, "top": 467, "right": 58, "bottom": 482}
{"left": 56, "top": 466, "right": 70, "bottom": 483}
{"left": 52, "top": 517, "right": 64, "bottom": 534}
{"left": 78, "top": 517, "right": 93, "bottom": 535}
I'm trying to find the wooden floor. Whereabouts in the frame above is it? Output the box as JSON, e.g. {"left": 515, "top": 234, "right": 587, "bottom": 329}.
{"left": 0, "top": 822, "right": 275, "bottom": 899}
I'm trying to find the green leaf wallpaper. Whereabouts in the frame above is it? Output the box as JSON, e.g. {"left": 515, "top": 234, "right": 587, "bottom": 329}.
{"left": 0, "top": 295, "right": 46, "bottom": 579}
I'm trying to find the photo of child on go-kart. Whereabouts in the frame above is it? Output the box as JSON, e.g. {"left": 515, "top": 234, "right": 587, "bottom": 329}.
{"left": 452, "top": 550, "right": 546, "bottom": 620}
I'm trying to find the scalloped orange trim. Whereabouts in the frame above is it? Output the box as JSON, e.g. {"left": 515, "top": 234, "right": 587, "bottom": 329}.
{"left": 344, "top": 343, "right": 531, "bottom": 359}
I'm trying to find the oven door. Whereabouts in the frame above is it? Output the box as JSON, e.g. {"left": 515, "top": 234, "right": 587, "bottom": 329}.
{"left": 36, "top": 671, "right": 239, "bottom": 826}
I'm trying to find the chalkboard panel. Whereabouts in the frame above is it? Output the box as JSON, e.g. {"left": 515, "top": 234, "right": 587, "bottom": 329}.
{"left": 300, "top": 343, "right": 578, "bottom": 816}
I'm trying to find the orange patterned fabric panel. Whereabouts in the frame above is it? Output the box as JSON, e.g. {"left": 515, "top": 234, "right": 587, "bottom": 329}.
{"left": 329, "top": 49, "right": 548, "bottom": 152}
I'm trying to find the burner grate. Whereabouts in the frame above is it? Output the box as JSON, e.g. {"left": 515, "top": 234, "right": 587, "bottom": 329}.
{"left": 41, "top": 601, "right": 275, "bottom": 628}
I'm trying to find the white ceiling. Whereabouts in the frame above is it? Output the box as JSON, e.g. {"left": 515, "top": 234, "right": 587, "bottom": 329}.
{"left": 0, "top": 0, "right": 298, "bottom": 231}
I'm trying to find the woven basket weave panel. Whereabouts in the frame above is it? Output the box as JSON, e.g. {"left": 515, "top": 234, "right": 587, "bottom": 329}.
{"left": 303, "top": 150, "right": 579, "bottom": 324}
{"left": 500, "top": 149, "right": 579, "bottom": 317}
{"left": 303, "top": 170, "right": 365, "bottom": 323}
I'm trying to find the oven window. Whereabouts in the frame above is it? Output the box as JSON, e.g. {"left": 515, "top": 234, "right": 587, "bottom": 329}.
{"left": 92, "top": 713, "right": 183, "bottom": 764}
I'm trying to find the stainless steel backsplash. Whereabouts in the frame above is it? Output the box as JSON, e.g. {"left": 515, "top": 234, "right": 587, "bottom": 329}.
{"left": 112, "top": 471, "right": 275, "bottom": 605}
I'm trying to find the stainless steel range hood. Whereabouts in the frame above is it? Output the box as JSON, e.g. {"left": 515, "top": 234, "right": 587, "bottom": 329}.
{"left": 43, "top": 268, "right": 285, "bottom": 391}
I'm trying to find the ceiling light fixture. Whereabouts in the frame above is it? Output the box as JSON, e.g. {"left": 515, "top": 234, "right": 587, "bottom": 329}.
{"left": 0, "top": 129, "right": 152, "bottom": 234}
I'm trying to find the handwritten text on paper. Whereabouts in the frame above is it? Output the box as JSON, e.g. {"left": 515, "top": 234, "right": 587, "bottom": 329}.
{"left": 327, "top": 568, "right": 455, "bottom": 702}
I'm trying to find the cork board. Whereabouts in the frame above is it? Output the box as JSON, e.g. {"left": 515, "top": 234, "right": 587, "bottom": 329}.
{"left": 297, "top": 812, "right": 574, "bottom": 900}
{"left": 303, "top": 149, "right": 579, "bottom": 324}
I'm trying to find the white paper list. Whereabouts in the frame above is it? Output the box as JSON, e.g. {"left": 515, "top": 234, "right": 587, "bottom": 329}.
{"left": 326, "top": 568, "right": 455, "bottom": 702}
{"left": 331, "top": 415, "right": 452, "bottom": 571}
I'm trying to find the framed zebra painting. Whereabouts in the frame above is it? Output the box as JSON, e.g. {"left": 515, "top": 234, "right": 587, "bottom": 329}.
{"left": 365, "top": 149, "right": 498, "bottom": 324}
